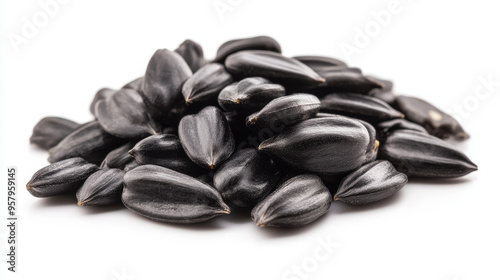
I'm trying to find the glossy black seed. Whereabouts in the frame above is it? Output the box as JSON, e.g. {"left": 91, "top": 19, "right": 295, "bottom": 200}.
{"left": 100, "top": 141, "right": 137, "bottom": 170}
{"left": 30, "top": 117, "right": 80, "bottom": 150}
{"left": 334, "top": 160, "right": 408, "bottom": 205}
{"left": 306, "top": 72, "right": 383, "bottom": 95}
{"left": 90, "top": 88, "right": 116, "bottom": 116}
{"left": 376, "top": 119, "right": 428, "bottom": 140}
{"left": 182, "top": 63, "right": 234, "bottom": 104}
{"left": 367, "top": 76, "right": 396, "bottom": 106}
{"left": 396, "top": 95, "right": 469, "bottom": 140}
{"left": 48, "top": 121, "right": 125, "bottom": 164}
{"left": 378, "top": 130, "right": 477, "bottom": 178}
{"left": 218, "top": 77, "right": 286, "bottom": 116}
{"left": 77, "top": 169, "right": 125, "bottom": 206}
{"left": 213, "top": 148, "right": 283, "bottom": 209}
{"left": 178, "top": 106, "right": 235, "bottom": 169}
{"left": 293, "top": 55, "right": 347, "bottom": 70}
{"left": 96, "top": 88, "right": 161, "bottom": 139}
{"left": 122, "top": 77, "right": 144, "bottom": 92}
{"left": 259, "top": 116, "right": 378, "bottom": 175}
{"left": 251, "top": 174, "right": 332, "bottom": 228}
{"left": 129, "top": 134, "right": 203, "bottom": 176}
{"left": 141, "top": 49, "right": 192, "bottom": 122}
{"left": 225, "top": 50, "right": 325, "bottom": 88}
{"left": 122, "top": 165, "right": 230, "bottom": 224}
{"left": 214, "top": 35, "right": 282, "bottom": 63}
{"left": 246, "top": 94, "right": 321, "bottom": 132}
{"left": 175, "top": 39, "right": 207, "bottom": 72}
{"left": 26, "top": 158, "right": 99, "bottom": 198}
{"left": 320, "top": 93, "right": 404, "bottom": 123}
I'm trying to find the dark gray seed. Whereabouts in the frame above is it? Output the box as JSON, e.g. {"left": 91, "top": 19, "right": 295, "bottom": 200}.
{"left": 30, "top": 117, "right": 80, "bottom": 150}
{"left": 100, "top": 141, "right": 137, "bottom": 170}
{"left": 122, "top": 77, "right": 144, "bottom": 92}
{"left": 96, "top": 88, "right": 161, "bottom": 139}
{"left": 48, "top": 121, "right": 125, "bottom": 164}
{"left": 182, "top": 63, "right": 234, "bottom": 104}
{"left": 307, "top": 72, "right": 384, "bottom": 95}
{"left": 293, "top": 55, "right": 348, "bottom": 69}
{"left": 334, "top": 160, "right": 408, "bottom": 205}
{"left": 129, "top": 134, "right": 203, "bottom": 176}
{"left": 26, "top": 158, "right": 99, "bottom": 198}
{"left": 396, "top": 95, "right": 469, "bottom": 140}
{"left": 378, "top": 130, "right": 477, "bottom": 178}
{"left": 90, "top": 88, "right": 116, "bottom": 116}
{"left": 376, "top": 119, "right": 428, "bottom": 140}
{"left": 367, "top": 75, "right": 396, "bottom": 106}
{"left": 76, "top": 169, "right": 125, "bottom": 206}
{"left": 122, "top": 165, "right": 231, "bottom": 223}
{"left": 175, "top": 39, "right": 207, "bottom": 72}
{"left": 213, "top": 148, "right": 283, "bottom": 209}
{"left": 251, "top": 174, "right": 332, "bottom": 228}
{"left": 259, "top": 116, "right": 378, "bottom": 175}
{"left": 123, "top": 161, "right": 140, "bottom": 172}
{"left": 246, "top": 94, "right": 321, "bottom": 131}
{"left": 320, "top": 93, "right": 404, "bottom": 124}
{"left": 214, "top": 35, "right": 281, "bottom": 63}
{"left": 178, "top": 106, "right": 235, "bottom": 169}
{"left": 218, "top": 77, "right": 286, "bottom": 116}
{"left": 225, "top": 50, "right": 325, "bottom": 88}
{"left": 141, "top": 49, "right": 192, "bottom": 122}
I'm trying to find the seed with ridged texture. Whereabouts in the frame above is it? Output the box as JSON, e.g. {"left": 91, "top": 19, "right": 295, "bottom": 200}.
{"left": 225, "top": 50, "right": 325, "bottom": 88}
{"left": 129, "top": 134, "right": 202, "bottom": 176}
{"left": 96, "top": 88, "right": 161, "bottom": 139}
{"left": 396, "top": 95, "right": 469, "bottom": 140}
{"left": 141, "top": 49, "right": 192, "bottom": 122}
{"left": 218, "top": 77, "right": 286, "bottom": 116}
{"left": 30, "top": 117, "right": 80, "bottom": 150}
{"left": 90, "top": 88, "right": 116, "bottom": 116}
{"left": 213, "top": 148, "right": 283, "bottom": 209}
{"left": 76, "top": 169, "right": 125, "bottom": 206}
{"left": 251, "top": 174, "right": 332, "bottom": 228}
{"left": 378, "top": 130, "right": 477, "bottom": 178}
{"left": 320, "top": 93, "right": 404, "bottom": 124}
{"left": 214, "top": 35, "right": 281, "bottom": 63}
{"left": 334, "top": 160, "right": 407, "bottom": 205}
{"left": 293, "top": 55, "right": 347, "bottom": 70}
{"left": 367, "top": 76, "right": 396, "bottom": 106}
{"left": 175, "top": 39, "right": 207, "bottom": 72}
{"left": 259, "top": 116, "right": 378, "bottom": 175}
{"left": 306, "top": 72, "right": 383, "bottom": 95}
{"left": 122, "top": 165, "right": 230, "bottom": 223}
{"left": 100, "top": 141, "right": 137, "bottom": 170}
{"left": 246, "top": 94, "right": 321, "bottom": 131}
{"left": 48, "top": 121, "right": 125, "bottom": 164}
{"left": 182, "top": 63, "right": 234, "bottom": 104}
{"left": 376, "top": 119, "right": 428, "bottom": 140}
{"left": 178, "top": 106, "right": 235, "bottom": 169}
{"left": 26, "top": 157, "right": 99, "bottom": 197}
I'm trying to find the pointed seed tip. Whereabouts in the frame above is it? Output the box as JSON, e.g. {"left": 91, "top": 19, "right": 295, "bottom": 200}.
{"left": 256, "top": 223, "right": 267, "bottom": 227}
{"left": 210, "top": 164, "right": 215, "bottom": 170}
{"left": 77, "top": 202, "right": 85, "bottom": 206}
{"left": 374, "top": 140, "right": 380, "bottom": 152}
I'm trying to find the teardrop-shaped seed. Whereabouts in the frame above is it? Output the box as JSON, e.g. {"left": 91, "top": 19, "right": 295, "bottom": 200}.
{"left": 100, "top": 141, "right": 137, "bottom": 170}
{"left": 96, "top": 88, "right": 161, "bottom": 139}
{"left": 129, "top": 134, "right": 203, "bottom": 176}
{"left": 175, "top": 39, "right": 207, "bottom": 72}
{"left": 30, "top": 117, "right": 80, "bottom": 150}
{"left": 122, "top": 165, "right": 231, "bottom": 223}
{"left": 26, "top": 157, "right": 99, "bottom": 197}
{"left": 376, "top": 119, "right": 428, "bottom": 140}
{"left": 293, "top": 55, "right": 347, "bottom": 70}
{"left": 259, "top": 116, "right": 378, "bottom": 175}
{"left": 367, "top": 76, "right": 396, "bottom": 106}
{"left": 48, "top": 121, "right": 125, "bottom": 164}
{"left": 334, "top": 160, "right": 407, "bottom": 205}
{"left": 225, "top": 50, "right": 325, "bottom": 88}
{"left": 307, "top": 72, "right": 383, "bottom": 95}
{"left": 396, "top": 95, "right": 469, "bottom": 140}
{"left": 76, "top": 169, "right": 125, "bottom": 206}
{"left": 178, "top": 106, "right": 235, "bottom": 169}
{"left": 122, "top": 77, "right": 143, "bottom": 92}
{"left": 320, "top": 93, "right": 404, "bottom": 123}
{"left": 182, "top": 63, "right": 234, "bottom": 104}
{"left": 214, "top": 35, "right": 282, "bottom": 63}
{"left": 90, "top": 88, "right": 116, "bottom": 116}
{"left": 246, "top": 94, "right": 321, "bottom": 131}
{"left": 213, "top": 148, "right": 283, "bottom": 209}
{"left": 218, "top": 77, "right": 286, "bottom": 116}
{"left": 378, "top": 130, "right": 477, "bottom": 178}
{"left": 251, "top": 174, "right": 332, "bottom": 228}
{"left": 141, "top": 49, "right": 192, "bottom": 122}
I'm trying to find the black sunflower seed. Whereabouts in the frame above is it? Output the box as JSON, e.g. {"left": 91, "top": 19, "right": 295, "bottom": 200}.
{"left": 178, "top": 106, "right": 235, "bottom": 169}
{"left": 174, "top": 39, "right": 207, "bottom": 73}
{"left": 367, "top": 76, "right": 396, "bottom": 106}
{"left": 30, "top": 116, "right": 80, "bottom": 150}
{"left": 251, "top": 174, "right": 332, "bottom": 228}
{"left": 90, "top": 88, "right": 116, "bottom": 116}
{"left": 305, "top": 72, "right": 384, "bottom": 95}
{"left": 122, "top": 77, "right": 144, "bottom": 92}
{"left": 182, "top": 63, "right": 234, "bottom": 104}
{"left": 26, "top": 157, "right": 99, "bottom": 198}
{"left": 334, "top": 160, "right": 408, "bottom": 205}
{"left": 214, "top": 35, "right": 281, "bottom": 63}
{"left": 100, "top": 141, "right": 138, "bottom": 170}
{"left": 76, "top": 169, "right": 125, "bottom": 206}
{"left": 376, "top": 119, "right": 428, "bottom": 140}
{"left": 122, "top": 165, "right": 230, "bottom": 223}
{"left": 293, "top": 55, "right": 347, "bottom": 70}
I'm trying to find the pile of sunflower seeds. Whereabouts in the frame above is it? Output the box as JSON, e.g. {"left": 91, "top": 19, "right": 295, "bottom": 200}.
{"left": 27, "top": 36, "right": 478, "bottom": 228}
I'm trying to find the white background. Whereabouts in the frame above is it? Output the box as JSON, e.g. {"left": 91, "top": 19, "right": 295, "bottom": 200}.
{"left": 1, "top": 1, "right": 500, "bottom": 279}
